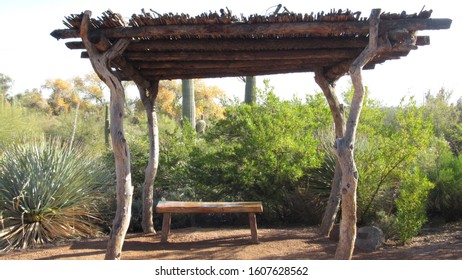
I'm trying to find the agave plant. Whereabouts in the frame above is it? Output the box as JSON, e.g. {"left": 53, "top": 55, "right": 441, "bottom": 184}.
{"left": 0, "top": 138, "right": 113, "bottom": 251}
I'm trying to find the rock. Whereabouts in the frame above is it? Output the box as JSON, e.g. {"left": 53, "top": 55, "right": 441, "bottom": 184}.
{"left": 355, "top": 226, "right": 385, "bottom": 252}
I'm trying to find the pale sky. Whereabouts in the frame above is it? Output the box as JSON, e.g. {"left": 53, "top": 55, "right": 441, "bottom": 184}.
{"left": 0, "top": 0, "right": 459, "bottom": 105}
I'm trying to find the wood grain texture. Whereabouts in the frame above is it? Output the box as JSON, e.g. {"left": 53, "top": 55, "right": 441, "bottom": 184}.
{"left": 161, "top": 213, "right": 171, "bottom": 243}
{"left": 156, "top": 201, "right": 263, "bottom": 213}
{"left": 249, "top": 213, "right": 259, "bottom": 243}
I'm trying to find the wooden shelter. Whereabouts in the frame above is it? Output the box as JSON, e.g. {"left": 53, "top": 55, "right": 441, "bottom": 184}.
{"left": 51, "top": 7, "right": 451, "bottom": 260}
{"left": 52, "top": 8, "right": 450, "bottom": 82}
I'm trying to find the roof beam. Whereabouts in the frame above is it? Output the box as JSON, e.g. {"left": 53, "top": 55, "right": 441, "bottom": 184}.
{"left": 131, "top": 58, "right": 348, "bottom": 70}
{"left": 137, "top": 65, "right": 324, "bottom": 80}
{"left": 65, "top": 35, "right": 430, "bottom": 52}
{"left": 67, "top": 37, "right": 368, "bottom": 51}
{"left": 125, "top": 58, "right": 385, "bottom": 80}
{"left": 51, "top": 18, "right": 451, "bottom": 40}
{"left": 122, "top": 49, "right": 363, "bottom": 62}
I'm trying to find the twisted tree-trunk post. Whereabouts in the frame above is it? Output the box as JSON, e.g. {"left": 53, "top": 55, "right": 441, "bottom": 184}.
{"left": 104, "top": 104, "right": 110, "bottom": 147}
{"left": 314, "top": 70, "right": 345, "bottom": 237}
{"left": 138, "top": 81, "right": 160, "bottom": 234}
{"left": 80, "top": 10, "right": 133, "bottom": 260}
{"left": 334, "top": 9, "right": 382, "bottom": 259}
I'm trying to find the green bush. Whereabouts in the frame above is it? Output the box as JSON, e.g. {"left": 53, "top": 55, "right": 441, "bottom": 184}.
{"left": 427, "top": 149, "right": 462, "bottom": 221}
{"left": 395, "top": 169, "right": 434, "bottom": 244}
{"left": 0, "top": 139, "right": 113, "bottom": 251}
{"left": 183, "top": 87, "right": 329, "bottom": 225}
{"left": 353, "top": 97, "right": 433, "bottom": 225}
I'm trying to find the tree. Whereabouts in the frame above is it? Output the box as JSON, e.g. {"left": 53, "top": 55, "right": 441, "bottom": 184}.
{"left": 73, "top": 73, "right": 106, "bottom": 106}
{"left": 156, "top": 80, "right": 225, "bottom": 122}
{"left": 43, "top": 75, "right": 107, "bottom": 116}
{"left": 0, "top": 73, "right": 13, "bottom": 108}
{"left": 193, "top": 80, "right": 225, "bottom": 120}
{"left": 157, "top": 80, "right": 180, "bottom": 119}
{"left": 15, "top": 88, "right": 51, "bottom": 113}
{"left": 423, "top": 88, "right": 461, "bottom": 155}
{"left": 423, "top": 88, "right": 458, "bottom": 137}
{"left": 43, "top": 78, "right": 79, "bottom": 115}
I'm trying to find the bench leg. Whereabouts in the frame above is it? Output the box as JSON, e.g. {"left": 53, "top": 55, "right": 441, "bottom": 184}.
{"left": 161, "top": 213, "right": 171, "bottom": 243}
{"left": 248, "top": 213, "right": 259, "bottom": 243}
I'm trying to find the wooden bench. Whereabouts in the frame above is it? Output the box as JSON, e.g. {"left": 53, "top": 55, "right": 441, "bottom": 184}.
{"left": 156, "top": 201, "right": 263, "bottom": 243}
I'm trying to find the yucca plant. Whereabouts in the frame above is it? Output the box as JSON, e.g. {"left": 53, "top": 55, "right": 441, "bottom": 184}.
{"left": 0, "top": 138, "right": 113, "bottom": 251}
{"left": 304, "top": 131, "right": 336, "bottom": 201}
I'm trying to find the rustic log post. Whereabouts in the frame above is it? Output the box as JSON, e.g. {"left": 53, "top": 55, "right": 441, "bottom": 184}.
{"left": 161, "top": 213, "right": 172, "bottom": 243}
{"left": 138, "top": 81, "right": 160, "bottom": 234}
{"left": 314, "top": 70, "right": 345, "bottom": 237}
{"left": 104, "top": 104, "right": 110, "bottom": 147}
{"left": 334, "top": 9, "right": 382, "bottom": 260}
{"left": 85, "top": 25, "right": 160, "bottom": 236}
{"left": 80, "top": 10, "right": 132, "bottom": 260}
{"left": 248, "top": 213, "right": 259, "bottom": 243}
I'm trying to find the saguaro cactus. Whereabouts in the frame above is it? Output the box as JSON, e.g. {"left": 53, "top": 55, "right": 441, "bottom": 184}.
{"left": 244, "top": 76, "right": 256, "bottom": 104}
{"left": 182, "top": 79, "right": 196, "bottom": 128}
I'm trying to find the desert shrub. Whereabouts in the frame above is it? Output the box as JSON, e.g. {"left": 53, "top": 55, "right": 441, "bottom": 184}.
{"left": 354, "top": 97, "right": 433, "bottom": 225}
{"left": 0, "top": 104, "right": 44, "bottom": 145}
{"left": 427, "top": 148, "right": 462, "bottom": 221}
{"left": 395, "top": 169, "right": 434, "bottom": 244}
{"left": 183, "top": 86, "right": 329, "bottom": 225}
{"left": 0, "top": 138, "right": 113, "bottom": 251}
{"left": 146, "top": 84, "right": 332, "bottom": 226}
{"left": 44, "top": 108, "right": 107, "bottom": 154}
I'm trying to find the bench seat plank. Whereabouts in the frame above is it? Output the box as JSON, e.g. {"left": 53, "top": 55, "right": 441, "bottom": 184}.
{"left": 156, "top": 201, "right": 263, "bottom": 243}
{"left": 156, "top": 201, "right": 263, "bottom": 213}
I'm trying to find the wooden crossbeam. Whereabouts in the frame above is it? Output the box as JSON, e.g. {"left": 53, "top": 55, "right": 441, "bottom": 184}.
{"left": 65, "top": 35, "right": 430, "bottom": 52}
{"left": 122, "top": 49, "right": 361, "bottom": 62}
{"left": 131, "top": 59, "right": 346, "bottom": 70}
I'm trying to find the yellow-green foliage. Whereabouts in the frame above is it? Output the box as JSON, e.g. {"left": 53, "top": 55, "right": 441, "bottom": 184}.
{"left": 0, "top": 104, "right": 44, "bottom": 145}
{"left": 395, "top": 169, "right": 434, "bottom": 244}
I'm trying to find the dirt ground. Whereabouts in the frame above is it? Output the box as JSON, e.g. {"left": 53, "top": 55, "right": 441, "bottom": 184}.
{"left": 0, "top": 222, "right": 461, "bottom": 260}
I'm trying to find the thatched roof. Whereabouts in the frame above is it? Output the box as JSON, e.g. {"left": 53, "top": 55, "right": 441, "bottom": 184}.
{"left": 51, "top": 8, "right": 451, "bottom": 83}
